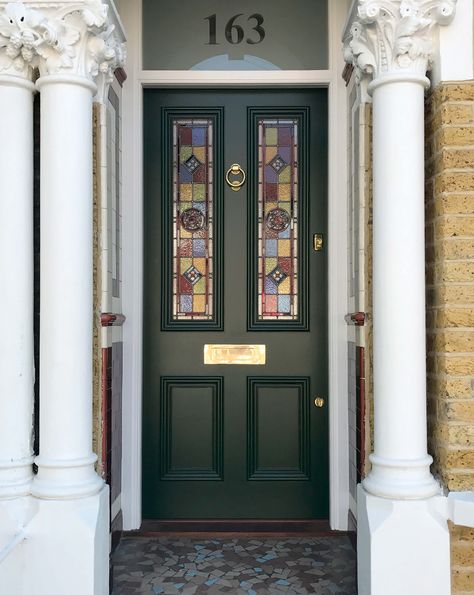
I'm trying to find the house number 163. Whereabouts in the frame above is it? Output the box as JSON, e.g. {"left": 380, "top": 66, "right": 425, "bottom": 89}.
{"left": 205, "top": 14, "right": 266, "bottom": 45}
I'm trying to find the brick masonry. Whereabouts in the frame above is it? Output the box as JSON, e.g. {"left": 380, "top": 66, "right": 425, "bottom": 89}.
{"left": 92, "top": 103, "right": 105, "bottom": 475}
{"left": 425, "top": 81, "right": 474, "bottom": 594}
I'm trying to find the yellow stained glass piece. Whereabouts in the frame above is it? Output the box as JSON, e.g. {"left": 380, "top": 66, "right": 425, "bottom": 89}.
{"left": 279, "top": 184, "right": 291, "bottom": 200}
{"left": 278, "top": 277, "right": 291, "bottom": 293}
{"left": 193, "top": 184, "right": 206, "bottom": 201}
{"left": 193, "top": 258, "right": 206, "bottom": 274}
{"left": 180, "top": 257, "right": 193, "bottom": 274}
{"left": 180, "top": 184, "right": 192, "bottom": 200}
{"left": 265, "top": 128, "right": 278, "bottom": 146}
{"left": 278, "top": 240, "right": 291, "bottom": 257}
{"left": 265, "top": 146, "right": 278, "bottom": 162}
{"left": 193, "top": 147, "right": 206, "bottom": 163}
{"left": 265, "top": 257, "right": 277, "bottom": 275}
{"left": 194, "top": 295, "right": 206, "bottom": 312}
{"left": 279, "top": 168, "right": 291, "bottom": 183}
{"left": 180, "top": 146, "right": 193, "bottom": 163}
{"left": 193, "top": 277, "right": 206, "bottom": 295}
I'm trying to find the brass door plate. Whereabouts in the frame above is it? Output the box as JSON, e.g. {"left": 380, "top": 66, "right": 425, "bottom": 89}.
{"left": 204, "top": 344, "right": 266, "bottom": 365}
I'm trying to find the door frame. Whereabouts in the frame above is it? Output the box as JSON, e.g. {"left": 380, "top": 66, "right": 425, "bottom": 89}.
{"left": 118, "top": 0, "right": 351, "bottom": 531}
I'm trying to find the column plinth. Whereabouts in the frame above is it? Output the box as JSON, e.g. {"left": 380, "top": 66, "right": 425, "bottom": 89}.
{"left": 0, "top": 74, "right": 35, "bottom": 500}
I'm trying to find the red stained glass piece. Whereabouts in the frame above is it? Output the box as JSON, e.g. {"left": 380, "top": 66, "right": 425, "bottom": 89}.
{"left": 265, "top": 183, "right": 278, "bottom": 201}
{"left": 179, "top": 276, "right": 193, "bottom": 294}
{"left": 278, "top": 257, "right": 292, "bottom": 275}
{"left": 179, "top": 127, "right": 192, "bottom": 144}
{"left": 179, "top": 238, "right": 193, "bottom": 257}
{"left": 193, "top": 167, "right": 206, "bottom": 183}
{"left": 265, "top": 295, "right": 278, "bottom": 312}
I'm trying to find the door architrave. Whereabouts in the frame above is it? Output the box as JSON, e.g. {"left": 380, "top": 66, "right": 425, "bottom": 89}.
{"left": 118, "top": 0, "right": 351, "bottom": 531}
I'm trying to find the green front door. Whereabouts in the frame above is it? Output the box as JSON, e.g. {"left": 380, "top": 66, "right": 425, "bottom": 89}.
{"left": 143, "top": 89, "right": 328, "bottom": 519}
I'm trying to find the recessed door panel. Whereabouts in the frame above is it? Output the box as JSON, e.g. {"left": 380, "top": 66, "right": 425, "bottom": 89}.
{"left": 248, "top": 377, "right": 310, "bottom": 480}
{"left": 143, "top": 90, "right": 328, "bottom": 519}
{"left": 160, "top": 377, "right": 223, "bottom": 480}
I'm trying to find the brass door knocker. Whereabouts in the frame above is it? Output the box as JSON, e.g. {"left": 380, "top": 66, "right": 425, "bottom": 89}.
{"left": 226, "top": 163, "right": 246, "bottom": 192}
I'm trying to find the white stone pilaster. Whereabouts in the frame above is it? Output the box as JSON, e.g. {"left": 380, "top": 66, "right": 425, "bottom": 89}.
{"left": 344, "top": 2, "right": 457, "bottom": 594}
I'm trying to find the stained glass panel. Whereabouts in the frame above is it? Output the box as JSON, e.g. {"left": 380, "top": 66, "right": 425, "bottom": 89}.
{"left": 172, "top": 119, "right": 214, "bottom": 320}
{"left": 257, "top": 119, "right": 299, "bottom": 320}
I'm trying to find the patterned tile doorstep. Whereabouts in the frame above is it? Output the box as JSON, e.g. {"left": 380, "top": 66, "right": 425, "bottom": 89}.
{"left": 112, "top": 536, "right": 356, "bottom": 594}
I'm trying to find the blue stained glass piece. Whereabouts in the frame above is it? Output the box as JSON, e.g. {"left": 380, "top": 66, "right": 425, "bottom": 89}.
{"left": 193, "top": 239, "right": 206, "bottom": 256}
{"left": 264, "top": 165, "right": 278, "bottom": 183}
{"left": 265, "top": 277, "right": 277, "bottom": 294}
{"left": 180, "top": 295, "right": 192, "bottom": 312}
{"left": 278, "top": 295, "right": 291, "bottom": 313}
{"left": 265, "top": 239, "right": 278, "bottom": 257}
{"left": 279, "top": 227, "right": 291, "bottom": 239}
{"left": 179, "top": 164, "right": 193, "bottom": 182}
{"left": 279, "top": 146, "right": 291, "bottom": 162}
{"left": 192, "top": 127, "right": 206, "bottom": 145}
{"left": 192, "top": 201, "right": 206, "bottom": 213}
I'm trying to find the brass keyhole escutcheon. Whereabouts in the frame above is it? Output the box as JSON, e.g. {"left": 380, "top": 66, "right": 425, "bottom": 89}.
{"left": 314, "top": 397, "right": 325, "bottom": 408}
{"left": 226, "top": 163, "right": 246, "bottom": 192}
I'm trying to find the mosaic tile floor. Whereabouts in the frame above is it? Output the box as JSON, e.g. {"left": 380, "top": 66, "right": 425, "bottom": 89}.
{"left": 112, "top": 535, "right": 356, "bottom": 594}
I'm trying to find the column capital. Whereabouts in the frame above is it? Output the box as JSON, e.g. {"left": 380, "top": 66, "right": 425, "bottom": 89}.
{"left": 343, "top": 0, "right": 457, "bottom": 89}
{"left": 0, "top": 0, "right": 126, "bottom": 98}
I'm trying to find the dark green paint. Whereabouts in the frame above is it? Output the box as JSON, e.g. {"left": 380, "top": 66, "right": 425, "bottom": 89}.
{"left": 143, "top": 89, "right": 328, "bottom": 519}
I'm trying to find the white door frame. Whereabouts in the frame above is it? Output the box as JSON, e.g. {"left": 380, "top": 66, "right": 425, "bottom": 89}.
{"left": 118, "top": 0, "right": 351, "bottom": 531}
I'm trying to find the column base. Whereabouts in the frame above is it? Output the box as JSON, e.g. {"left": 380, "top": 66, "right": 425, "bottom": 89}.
{"left": 0, "top": 458, "right": 34, "bottom": 499}
{"left": 0, "top": 487, "right": 110, "bottom": 595}
{"left": 357, "top": 484, "right": 451, "bottom": 595}
{"left": 31, "top": 455, "right": 104, "bottom": 499}
{"left": 363, "top": 454, "right": 441, "bottom": 499}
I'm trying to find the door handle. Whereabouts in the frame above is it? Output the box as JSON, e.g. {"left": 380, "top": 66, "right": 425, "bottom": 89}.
{"left": 314, "top": 397, "right": 325, "bottom": 408}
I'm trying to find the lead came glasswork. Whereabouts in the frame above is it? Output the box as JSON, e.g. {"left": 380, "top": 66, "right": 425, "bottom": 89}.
{"left": 172, "top": 119, "right": 213, "bottom": 320}
{"left": 258, "top": 119, "right": 299, "bottom": 320}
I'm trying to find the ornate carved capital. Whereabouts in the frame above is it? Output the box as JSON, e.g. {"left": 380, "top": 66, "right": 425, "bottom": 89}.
{"left": 0, "top": 1, "right": 125, "bottom": 90}
{"left": 343, "top": 1, "right": 457, "bottom": 85}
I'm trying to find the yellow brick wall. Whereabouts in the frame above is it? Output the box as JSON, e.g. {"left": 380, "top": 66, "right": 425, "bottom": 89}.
{"left": 92, "top": 103, "right": 105, "bottom": 477}
{"left": 425, "top": 81, "right": 474, "bottom": 594}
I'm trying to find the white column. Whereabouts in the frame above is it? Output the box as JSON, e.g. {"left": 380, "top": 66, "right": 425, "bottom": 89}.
{"left": 31, "top": 74, "right": 103, "bottom": 499}
{"left": 344, "top": 2, "right": 458, "bottom": 594}
{"left": 0, "top": 74, "right": 35, "bottom": 499}
{"left": 365, "top": 73, "right": 439, "bottom": 499}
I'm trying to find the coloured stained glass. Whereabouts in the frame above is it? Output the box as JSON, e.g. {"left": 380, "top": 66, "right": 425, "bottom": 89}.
{"left": 172, "top": 119, "right": 213, "bottom": 320}
{"left": 257, "top": 119, "right": 299, "bottom": 320}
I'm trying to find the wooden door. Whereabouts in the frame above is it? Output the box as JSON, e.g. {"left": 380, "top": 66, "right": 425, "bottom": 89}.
{"left": 143, "top": 89, "right": 328, "bottom": 519}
